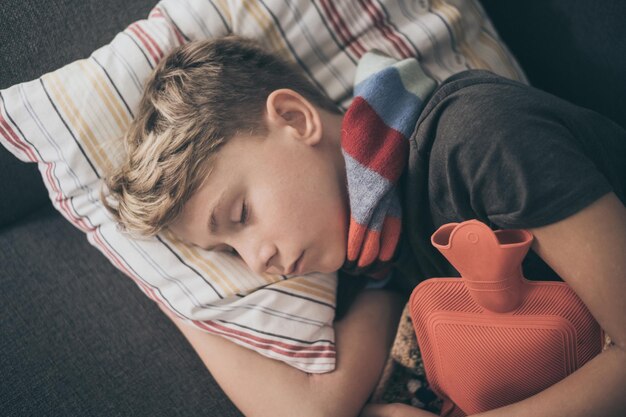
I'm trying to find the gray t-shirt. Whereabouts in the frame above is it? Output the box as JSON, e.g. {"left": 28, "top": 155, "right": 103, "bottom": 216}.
{"left": 337, "top": 69, "right": 626, "bottom": 315}
{"left": 381, "top": 69, "right": 626, "bottom": 299}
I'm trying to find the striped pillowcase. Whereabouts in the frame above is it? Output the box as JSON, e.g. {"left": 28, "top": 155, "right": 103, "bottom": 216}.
{"left": 0, "top": 0, "right": 526, "bottom": 373}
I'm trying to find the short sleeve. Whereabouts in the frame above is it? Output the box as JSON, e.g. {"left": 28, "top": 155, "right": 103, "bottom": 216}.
{"left": 429, "top": 77, "right": 615, "bottom": 229}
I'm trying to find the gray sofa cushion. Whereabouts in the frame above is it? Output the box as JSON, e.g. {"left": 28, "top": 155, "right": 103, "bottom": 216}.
{"left": 0, "top": 149, "right": 48, "bottom": 230}
{"left": 0, "top": 205, "right": 243, "bottom": 416}
{"left": 0, "top": 1, "right": 161, "bottom": 89}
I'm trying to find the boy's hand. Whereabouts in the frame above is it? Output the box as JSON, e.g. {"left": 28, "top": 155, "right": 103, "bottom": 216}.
{"left": 360, "top": 403, "right": 438, "bottom": 417}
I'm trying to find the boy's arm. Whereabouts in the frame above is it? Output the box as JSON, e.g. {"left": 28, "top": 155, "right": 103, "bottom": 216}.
{"left": 472, "top": 191, "right": 626, "bottom": 417}
{"left": 360, "top": 191, "right": 626, "bottom": 417}
{"left": 160, "top": 288, "right": 405, "bottom": 417}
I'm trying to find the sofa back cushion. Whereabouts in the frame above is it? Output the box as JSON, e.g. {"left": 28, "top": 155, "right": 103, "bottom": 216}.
{"left": 0, "top": 0, "right": 156, "bottom": 228}
{"left": 481, "top": 0, "right": 626, "bottom": 129}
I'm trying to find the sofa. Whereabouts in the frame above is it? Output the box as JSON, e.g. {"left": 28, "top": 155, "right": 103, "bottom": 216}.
{"left": 1, "top": 0, "right": 624, "bottom": 416}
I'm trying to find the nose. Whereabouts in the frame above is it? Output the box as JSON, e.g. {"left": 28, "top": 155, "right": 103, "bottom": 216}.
{"left": 239, "top": 240, "right": 280, "bottom": 275}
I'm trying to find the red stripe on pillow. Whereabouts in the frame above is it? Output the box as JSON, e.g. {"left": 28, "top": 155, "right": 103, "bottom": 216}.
{"left": 152, "top": 6, "right": 186, "bottom": 46}
{"left": 134, "top": 22, "right": 165, "bottom": 59}
{"left": 359, "top": 0, "right": 414, "bottom": 58}
{"left": 0, "top": 112, "right": 37, "bottom": 162}
{"left": 318, "top": 0, "right": 366, "bottom": 57}
{"left": 127, "top": 24, "right": 160, "bottom": 64}
{"left": 195, "top": 320, "right": 337, "bottom": 358}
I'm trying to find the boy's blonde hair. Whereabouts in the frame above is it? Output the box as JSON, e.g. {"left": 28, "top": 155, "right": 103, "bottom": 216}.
{"left": 102, "top": 36, "right": 340, "bottom": 236}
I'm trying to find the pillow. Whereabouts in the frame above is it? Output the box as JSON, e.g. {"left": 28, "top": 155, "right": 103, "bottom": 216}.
{"left": 0, "top": 0, "right": 526, "bottom": 373}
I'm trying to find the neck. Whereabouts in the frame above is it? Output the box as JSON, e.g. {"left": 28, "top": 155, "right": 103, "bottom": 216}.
{"left": 325, "top": 110, "right": 349, "bottom": 204}
{"left": 318, "top": 108, "right": 350, "bottom": 236}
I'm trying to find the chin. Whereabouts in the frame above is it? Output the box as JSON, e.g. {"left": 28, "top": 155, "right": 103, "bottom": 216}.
{"left": 326, "top": 251, "right": 346, "bottom": 274}
{"left": 313, "top": 239, "right": 346, "bottom": 274}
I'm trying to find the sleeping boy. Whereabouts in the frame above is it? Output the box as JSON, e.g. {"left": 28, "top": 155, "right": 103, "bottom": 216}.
{"left": 101, "top": 36, "right": 626, "bottom": 417}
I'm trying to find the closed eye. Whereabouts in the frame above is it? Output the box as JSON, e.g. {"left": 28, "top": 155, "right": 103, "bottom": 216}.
{"left": 221, "top": 202, "right": 249, "bottom": 255}
{"left": 212, "top": 245, "right": 237, "bottom": 256}
{"left": 240, "top": 201, "right": 249, "bottom": 225}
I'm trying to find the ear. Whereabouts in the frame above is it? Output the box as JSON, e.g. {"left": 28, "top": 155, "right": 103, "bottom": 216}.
{"left": 265, "top": 89, "right": 322, "bottom": 145}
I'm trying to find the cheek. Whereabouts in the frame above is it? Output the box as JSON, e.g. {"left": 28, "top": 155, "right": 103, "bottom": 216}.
{"left": 265, "top": 159, "right": 348, "bottom": 246}
{"left": 270, "top": 191, "right": 331, "bottom": 238}
{"left": 312, "top": 195, "right": 349, "bottom": 256}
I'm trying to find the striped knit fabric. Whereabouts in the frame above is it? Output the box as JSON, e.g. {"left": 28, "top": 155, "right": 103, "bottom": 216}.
{"left": 341, "top": 51, "right": 436, "bottom": 280}
{"left": 0, "top": 0, "right": 527, "bottom": 373}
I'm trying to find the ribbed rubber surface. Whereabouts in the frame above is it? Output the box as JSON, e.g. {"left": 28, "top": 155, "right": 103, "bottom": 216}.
{"left": 409, "top": 278, "right": 603, "bottom": 416}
